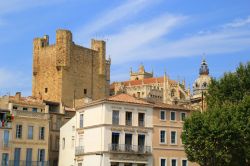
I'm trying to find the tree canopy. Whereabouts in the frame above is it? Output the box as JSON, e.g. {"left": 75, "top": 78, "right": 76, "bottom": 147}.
{"left": 182, "top": 62, "right": 250, "bottom": 166}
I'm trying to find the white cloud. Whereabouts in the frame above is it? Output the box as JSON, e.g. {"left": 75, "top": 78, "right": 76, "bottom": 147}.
{"left": 75, "top": 0, "right": 157, "bottom": 41}
{"left": 107, "top": 14, "right": 186, "bottom": 63}
{"left": 223, "top": 16, "right": 250, "bottom": 28}
{"left": 108, "top": 16, "right": 250, "bottom": 65}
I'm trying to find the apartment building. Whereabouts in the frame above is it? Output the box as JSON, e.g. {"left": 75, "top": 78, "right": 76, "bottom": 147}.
{"left": 0, "top": 109, "right": 12, "bottom": 166}
{"left": 59, "top": 93, "right": 153, "bottom": 166}
{"left": 0, "top": 93, "right": 50, "bottom": 166}
{"left": 152, "top": 103, "right": 198, "bottom": 166}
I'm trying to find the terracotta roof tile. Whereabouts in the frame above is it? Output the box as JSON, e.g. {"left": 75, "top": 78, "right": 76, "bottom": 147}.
{"left": 107, "top": 93, "right": 150, "bottom": 105}
{"left": 113, "top": 77, "right": 177, "bottom": 87}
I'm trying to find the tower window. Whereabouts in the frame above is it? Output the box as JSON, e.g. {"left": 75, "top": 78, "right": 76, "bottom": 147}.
{"left": 45, "top": 88, "right": 48, "bottom": 93}
{"left": 84, "top": 89, "right": 87, "bottom": 95}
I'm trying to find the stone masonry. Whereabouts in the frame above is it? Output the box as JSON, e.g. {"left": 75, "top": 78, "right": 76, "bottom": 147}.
{"left": 32, "top": 29, "right": 111, "bottom": 108}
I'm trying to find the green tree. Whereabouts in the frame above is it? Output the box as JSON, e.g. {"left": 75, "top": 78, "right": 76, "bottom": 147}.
{"left": 182, "top": 62, "right": 250, "bottom": 166}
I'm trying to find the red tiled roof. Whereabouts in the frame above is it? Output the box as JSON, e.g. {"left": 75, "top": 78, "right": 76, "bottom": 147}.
{"left": 107, "top": 93, "right": 150, "bottom": 105}
{"left": 112, "top": 77, "right": 177, "bottom": 87}
{"left": 9, "top": 96, "right": 44, "bottom": 106}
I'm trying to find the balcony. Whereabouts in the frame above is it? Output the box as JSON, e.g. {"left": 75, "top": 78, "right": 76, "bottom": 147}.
{"left": 0, "top": 122, "right": 12, "bottom": 128}
{"left": 138, "top": 120, "right": 145, "bottom": 127}
{"left": 125, "top": 120, "right": 132, "bottom": 126}
{"left": 75, "top": 146, "right": 84, "bottom": 155}
{"left": 109, "top": 144, "right": 151, "bottom": 154}
{"left": 8, "top": 160, "right": 49, "bottom": 166}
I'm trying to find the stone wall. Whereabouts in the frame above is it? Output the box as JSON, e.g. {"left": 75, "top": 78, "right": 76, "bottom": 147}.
{"left": 32, "top": 29, "right": 110, "bottom": 108}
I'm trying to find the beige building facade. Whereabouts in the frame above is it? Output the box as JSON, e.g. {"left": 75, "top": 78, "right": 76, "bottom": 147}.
{"left": 32, "top": 29, "right": 111, "bottom": 108}
{"left": 0, "top": 93, "right": 50, "bottom": 165}
{"left": 152, "top": 103, "right": 198, "bottom": 166}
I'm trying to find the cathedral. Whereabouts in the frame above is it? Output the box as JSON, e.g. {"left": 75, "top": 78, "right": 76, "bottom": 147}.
{"left": 110, "top": 64, "right": 191, "bottom": 106}
{"left": 110, "top": 59, "right": 211, "bottom": 110}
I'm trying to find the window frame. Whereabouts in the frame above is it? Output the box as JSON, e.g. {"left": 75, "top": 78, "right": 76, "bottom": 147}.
{"left": 159, "top": 157, "right": 167, "bottom": 166}
{"left": 170, "top": 158, "right": 178, "bottom": 166}
{"left": 160, "top": 110, "right": 166, "bottom": 121}
{"left": 181, "top": 158, "right": 188, "bottom": 166}
{"left": 80, "top": 113, "right": 84, "bottom": 128}
{"left": 39, "top": 127, "right": 45, "bottom": 140}
{"left": 170, "top": 130, "right": 177, "bottom": 145}
{"left": 28, "top": 126, "right": 33, "bottom": 140}
{"left": 16, "top": 124, "right": 22, "bottom": 139}
{"left": 180, "top": 112, "right": 186, "bottom": 122}
{"left": 170, "top": 111, "right": 176, "bottom": 121}
{"left": 112, "top": 110, "right": 119, "bottom": 125}
{"left": 159, "top": 129, "right": 167, "bottom": 144}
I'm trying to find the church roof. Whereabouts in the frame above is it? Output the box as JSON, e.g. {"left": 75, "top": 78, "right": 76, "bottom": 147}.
{"left": 107, "top": 93, "right": 150, "bottom": 105}
{"left": 111, "top": 77, "right": 178, "bottom": 89}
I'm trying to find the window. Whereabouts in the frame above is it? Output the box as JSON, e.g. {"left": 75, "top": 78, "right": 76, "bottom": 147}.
{"left": 3, "top": 130, "right": 9, "bottom": 147}
{"left": 170, "top": 111, "right": 176, "bottom": 121}
{"left": 2, "top": 153, "right": 9, "bottom": 166}
{"left": 112, "top": 111, "right": 119, "bottom": 125}
{"left": 160, "top": 130, "right": 166, "bottom": 143}
{"left": 45, "top": 88, "right": 48, "bottom": 93}
{"left": 62, "top": 138, "right": 65, "bottom": 149}
{"left": 28, "top": 126, "right": 33, "bottom": 139}
{"left": 16, "top": 124, "right": 22, "bottom": 139}
{"left": 171, "top": 159, "right": 177, "bottom": 166}
{"left": 171, "top": 131, "right": 177, "bottom": 145}
{"left": 182, "top": 159, "right": 188, "bottom": 166}
{"left": 125, "top": 134, "right": 132, "bottom": 151}
{"left": 38, "top": 149, "right": 45, "bottom": 163}
{"left": 80, "top": 114, "right": 84, "bottom": 128}
{"left": 32, "top": 108, "right": 37, "bottom": 112}
{"left": 138, "top": 113, "right": 145, "bottom": 127}
{"left": 160, "top": 110, "right": 166, "bottom": 120}
{"left": 72, "top": 125, "right": 75, "bottom": 132}
{"left": 14, "top": 148, "right": 21, "bottom": 166}
{"left": 111, "top": 132, "right": 120, "bottom": 151}
{"left": 39, "top": 127, "right": 45, "bottom": 140}
{"left": 138, "top": 135, "right": 145, "bottom": 153}
{"left": 126, "top": 112, "right": 132, "bottom": 126}
{"left": 26, "top": 148, "right": 32, "bottom": 166}
{"left": 23, "top": 107, "right": 28, "bottom": 111}
{"left": 180, "top": 112, "right": 186, "bottom": 121}
{"left": 13, "top": 106, "right": 17, "bottom": 110}
{"left": 84, "top": 89, "right": 87, "bottom": 95}
{"left": 160, "top": 158, "right": 166, "bottom": 166}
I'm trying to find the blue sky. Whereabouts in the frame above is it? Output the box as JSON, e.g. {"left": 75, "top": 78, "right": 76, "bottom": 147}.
{"left": 0, "top": 0, "right": 249, "bottom": 96}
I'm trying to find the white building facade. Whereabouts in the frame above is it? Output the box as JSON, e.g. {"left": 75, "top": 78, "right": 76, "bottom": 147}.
{"left": 59, "top": 94, "right": 153, "bottom": 166}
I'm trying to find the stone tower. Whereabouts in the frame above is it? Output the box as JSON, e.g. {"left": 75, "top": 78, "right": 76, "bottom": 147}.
{"left": 32, "top": 29, "right": 111, "bottom": 108}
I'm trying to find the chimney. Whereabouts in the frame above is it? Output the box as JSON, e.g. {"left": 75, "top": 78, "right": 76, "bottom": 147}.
{"left": 15, "top": 92, "right": 21, "bottom": 101}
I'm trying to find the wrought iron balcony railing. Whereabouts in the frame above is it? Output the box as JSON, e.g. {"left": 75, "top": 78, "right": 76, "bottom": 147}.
{"left": 8, "top": 160, "right": 49, "bottom": 166}
{"left": 75, "top": 146, "right": 84, "bottom": 155}
{"left": 125, "top": 120, "right": 132, "bottom": 126}
{"left": 109, "top": 144, "right": 151, "bottom": 154}
{"left": 138, "top": 120, "right": 145, "bottom": 127}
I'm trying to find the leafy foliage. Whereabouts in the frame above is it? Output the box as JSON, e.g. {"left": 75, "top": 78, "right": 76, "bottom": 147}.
{"left": 182, "top": 62, "right": 250, "bottom": 166}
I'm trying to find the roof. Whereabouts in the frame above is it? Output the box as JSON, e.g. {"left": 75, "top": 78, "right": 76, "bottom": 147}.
{"left": 77, "top": 93, "right": 151, "bottom": 109}
{"left": 9, "top": 96, "right": 44, "bottom": 107}
{"left": 107, "top": 93, "right": 150, "bottom": 105}
{"left": 111, "top": 76, "right": 178, "bottom": 89}
{"left": 153, "top": 102, "right": 191, "bottom": 111}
